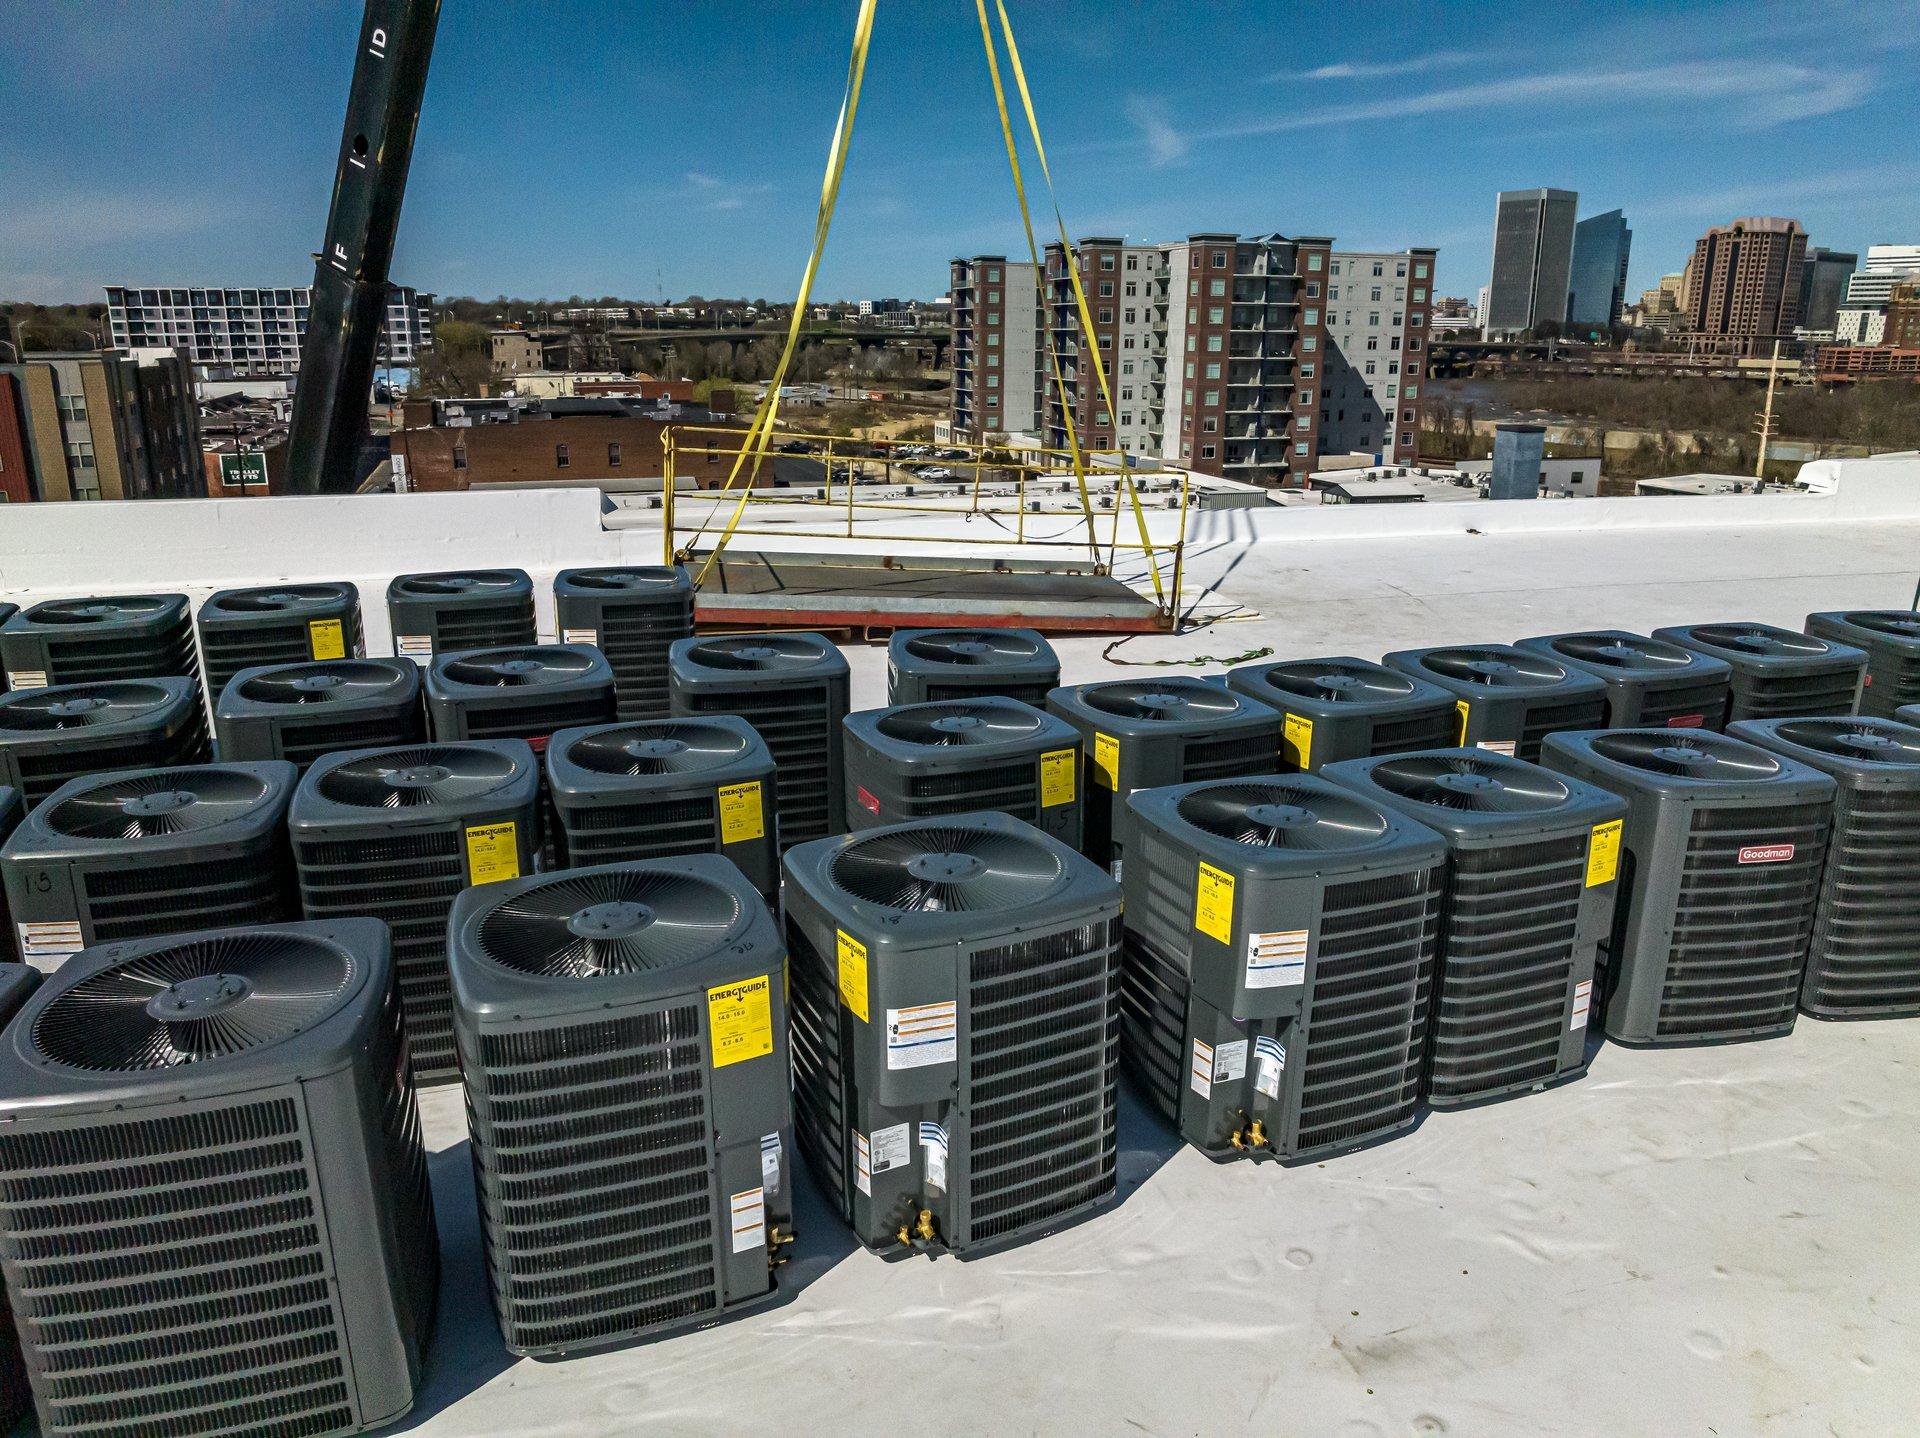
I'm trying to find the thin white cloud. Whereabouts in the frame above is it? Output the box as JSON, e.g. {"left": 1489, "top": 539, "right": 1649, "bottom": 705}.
{"left": 1124, "top": 94, "right": 1190, "bottom": 168}
{"left": 680, "top": 172, "right": 772, "bottom": 212}
{"left": 1629, "top": 163, "right": 1920, "bottom": 221}
{"left": 0, "top": 191, "right": 225, "bottom": 249}
{"left": 1270, "top": 50, "right": 1476, "bottom": 83}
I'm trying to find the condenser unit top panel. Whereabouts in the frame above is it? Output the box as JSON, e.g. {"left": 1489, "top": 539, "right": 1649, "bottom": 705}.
{"left": 218, "top": 658, "right": 419, "bottom": 717}
{"left": 1654, "top": 621, "right": 1868, "bottom": 671}
{"left": 1807, "top": 610, "right": 1920, "bottom": 651}
{"left": 547, "top": 716, "right": 770, "bottom": 792}
{"left": 1728, "top": 716, "right": 1920, "bottom": 782}
{"left": 4, "top": 593, "right": 190, "bottom": 635}
{"left": 200, "top": 583, "right": 357, "bottom": 621}
{"left": 293, "top": 740, "right": 538, "bottom": 825}
{"left": 1049, "top": 676, "right": 1279, "bottom": 736}
{"left": 1540, "top": 728, "right": 1835, "bottom": 799}
{"left": 13, "top": 761, "right": 296, "bottom": 860}
{"left": 1227, "top": 656, "right": 1452, "bottom": 717}
{"left": 554, "top": 565, "right": 693, "bottom": 598}
{"left": 1324, "top": 748, "right": 1626, "bottom": 842}
{"left": 889, "top": 627, "right": 1058, "bottom": 673}
{"left": 426, "top": 644, "right": 614, "bottom": 698}
{"left": 1129, "top": 774, "right": 1446, "bottom": 879}
{"left": 0, "top": 677, "right": 199, "bottom": 737}
{"left": 848, "top": 697, "right": 1078, "bottom": 759}
{"left": 1384, "top": 644, "right": 1608, "bottom": 698}
{"left": 387, "top": 569, "right": 534, "bottom": 602}
{"left": 670, "top": 632, "right": 849, "bottom": 686}
{"left": 1520, "top": 629, "right": 1732, "bottom": 679}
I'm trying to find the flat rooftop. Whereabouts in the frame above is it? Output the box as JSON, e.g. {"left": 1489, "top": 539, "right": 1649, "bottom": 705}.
{"left": 3, "top": 453, "right": 1919, "bottom": 1435}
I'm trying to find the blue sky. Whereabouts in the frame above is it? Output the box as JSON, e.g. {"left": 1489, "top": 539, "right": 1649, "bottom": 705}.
{"left": 3, "top": 0, "right": 1916, "bottom": 306}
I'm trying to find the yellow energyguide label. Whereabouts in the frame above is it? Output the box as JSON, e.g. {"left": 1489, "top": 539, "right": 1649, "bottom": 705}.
{"left": 1586, "top": 819, "right": 1624, "bottom": 887}
{"left": 707, "top": 974, "right": 774, "bottom": 1067}
{"left": 307, "top": 618, "right": 347, "bottom": 661}
{"left": 1454, "top": 699, "right": 1471, "bottom": 744}
{"left": 1092, "top": 732, "right": 1120, "bottom": 790}
{"left": 1039, "top": 748, "right": 1076, "bottom": 807}
{"left": 465, "top": 822, "right": 521, "bottom": 884}
{"left": 837, "top": 929, "right": 870, "bottom": 1022}
{"left": 1194, "top": 862, "right": 1236, "bottom": 944}
{"left": 718, "top": 780, "right": 765, "bottom": 843}
{"left": 1283, "top": 713, "right": 1314, "bottom": 770}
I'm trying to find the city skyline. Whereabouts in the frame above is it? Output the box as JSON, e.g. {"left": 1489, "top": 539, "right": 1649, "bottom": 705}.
{"left": 3, "top": 0, "right": 1917, "bottom": 306}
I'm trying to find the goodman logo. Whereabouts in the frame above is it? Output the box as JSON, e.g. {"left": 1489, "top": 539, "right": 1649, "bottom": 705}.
{"left": 1738, "top": 843, "right": 1796, "bottom": 865}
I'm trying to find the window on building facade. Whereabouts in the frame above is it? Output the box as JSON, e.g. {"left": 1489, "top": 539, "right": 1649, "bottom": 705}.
{"left": 1209, "top": 279, "right": 1225, "bottom": 298}
{"left": 1371, "top": 263, "right": 1383, "bottom": 277}
{"left": 1200, "top": 443, "right": 1215, "bottom": 459}
{"left": 1205, "top": 362, "right": 1221, "bottom": 379}
{"left": 1203, "top": 390, "right": 1219, "bottom": 405}
{"left": 1099, "top": 308, "right": 1113, "bottom": 323}
{"left": 1208, "top": 307, "right": 1224, "bottom": 324}
{"left": 1101, "top": 253, "right": 1116, "bottom": 270}
{"left": 1307, "top": 253, "right": 1323, "bottom": 271}
{"left": 1364, "top": 361, "right": 1376, "bottom": 375}
{"left": 1099, "top": 281, "right": 1114, "bottom": 297}
{"left": 1300, "top": 362, "right": 1315, "bottom": 378}
{"left": 1295, "top": 441, "right": 1309, "bottom": 455}
{"left": 987, "top": 267, "right": 1000, "bottom": 281}
{"left": 1304, "top": 308, "right": 1319, "bottom": 325}
{"left": 1207, "top": 336, "right": 1222, "bottom": 352}
{"left": 453, "top": 443, "right": 467, "bottom": 470}
{"left": 555, "top": 443, "right": 570, "bottom": 467}
{"left": 1296, "top": 414, "right": 1310, "bottom": 430}
{"left": 1303, "top": 336, "right": 1316, "bottom": 351}
{"left": 1212, "top": 250, "right": 1227, "bottom": 268}
{"left": 1415, "top": 263, "right": 1428, "bottom": 279}
{"left": 1203, "top": 417, "right": 1218, "bottom": 433}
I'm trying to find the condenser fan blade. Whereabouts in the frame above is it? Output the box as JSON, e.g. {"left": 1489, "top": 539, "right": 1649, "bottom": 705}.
{"left": 47, "top": 769, "right": 268, "bottom": 839}
{"left": 566, "top": 723, "right": 746, "bottom": 775}
{"left": 1772, "top": 718, "right": 1920, "bottom": 763}
{"left": 1692, "top": 624, "right": 1821, "bottom": 657}
{"left": 34, "top": 597, "right": 169, "bottom": 624}
{"left": 686, "top": 636, "right": 824, "bottom": 671}
{"left": 476, "top": 869, "right": 743, "bottom": 977}
{"left": 1366, "top": 753, "right": 1570, "bottom": 813}
{"left": 1260, "top": 660, "right": 1413, "bottom": 704}
{"left": 1554, "top": 633, "right": 1693, "bottom": 670}
{"left": 1081, "top": 681, "right": 1240, "bottom": 722}
{"left": 1848, "top": 611, "right": 1920, "bottom": 638}
{"left": 317, "top": 746, "right": 518, "bottom": 808}
{"left": 1176, "top": 782, "right": 1390, "bottom": 848}
{"left": 904, "top": 631, "right": 1039, "bottom": 666}
{"left": 876, "top": 703, "right": 1044, "bottom": 747}
{"left": 0, "top": 682, "right": 171, "bottom": 730}
{"left": 241, "top": 663, "right": 396, "bottom": 705}
{"left": 830, "top": 825, "right": 1064, "bottom": 911}
{"left": 1588, "top": 730, "right": 1780, "bottom": 780}
{"left": 1421, "top": 649, "right": 1566, "bottom": 687}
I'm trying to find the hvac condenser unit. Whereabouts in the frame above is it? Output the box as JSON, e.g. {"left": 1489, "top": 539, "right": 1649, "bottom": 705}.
{"left": 784, "top": 811, "right": 1123, "bottom": 1256}
{"left": 1541, "top": 728, "right": 1834, "bottom": 1044}
{"left": 0, "top": 593, "right": 200, "bottom": 690}
{"left": 448, "top": 856, "right": 792, "bottom": 1355}
{"left": 195, "top": 582, "right": 364, "bottom": 700}
{"left": 1730, "top": 715, "right": 1920, "bottom": 1019}
{"left": 1323, "top": 749, "right": 1626, "bottom": 1105}
{"left": 553, "top": 565, "right": 694, "bottom": 719}
{"left": 1516, "top": 629, "right": 1733, "bottom": 729}
{"left": 1901, "top": 703, "right": 1920, "bottom": 727}
{"left": 291, "top": 741, "right": 539, "bottom": 1084}
{"left": 1046, "top": 677, "right": 1282, "bottom": 871}
{"left": 886, "top": 628, "right": 1061, "bottom": 706}
{"left": 670, "top": 632, "right": 850, "bottom": 851}
{"left": 424, "top": 644, "right": 617, "bottom": 750}
{"left": 386, "top": 568, "right": 536, "bottom": 663}
{"left": 1652, "top": 622, "right": 1866, "bottom": 723}
{"left": 0, "top": 961, "right": 35, "bottom": 1435}
{"left": 1383, "top": 644, "right": 1608, "bottom": 761}
{"left": 844, "top": 697, "right": 1083, "bottom": 847}
{"left": 1225, "top": 656, "right": 1456, "bottom": 770}
{"left": 1121, "top": 776, "right": 1445, "bottom": 1161}
{"left": 0, "top": 677, "right": 211, "bottom": 809}
{"left": 1804, "top": 610, "right": 1920, "bottom": 719}
{"left": 0, "top": 789, "right": 17, "bottom": 955}
{"left": 1, "top": 762, "right": 298, "bottom": 973}
{"left": 0, "top": 919, "right": 438, "bottom": 1438}
{"left": 215, "top": 658, "right": 425, "bottom": 770}
{"left": 0, "top": 605, "right": 13, "bottom": 695}
{"left": 546, "top": 718, "right": 780, "bottom": 909}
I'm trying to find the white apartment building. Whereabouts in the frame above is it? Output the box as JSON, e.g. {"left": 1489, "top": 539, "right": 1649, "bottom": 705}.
{"left": 1319, "top": 249, "right": 1437, "bottom": 464}
{"left": 1834, "top": 245, "right": 1920, "bottom": 345}
{"left": 104, "top": 285, "right": 435, "bottom": 375}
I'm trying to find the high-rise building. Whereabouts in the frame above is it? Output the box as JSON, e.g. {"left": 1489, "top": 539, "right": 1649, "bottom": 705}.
{"left": 947, "top": 255, "right": 1039, "bottom": 445}
{"left": 0, "top": 350, "right": 202, "bottom": 502}
{"left": 1680, "top": 217, "right": 1806, "bottom": 354}
{"left": 1485, "top": 188, "right": 1578, "bottom": 337}
{"left": 1320, "top": 248, "right": 1437, "bottom": 464}
{"left": 1796, "top": 248, "right": 1857, "bottom": 335}
{"left": 1636, "top": 273, "right": 1687, "bottom": 333}
{"left": 103, "top": 285, "right": 434, "bottom": 375}
{"left": 1566, "top": 209, "right": 1632, "bottom": 329}
{"left": 1039, "top": 237, "right": 1163, "bottom": 459}
{"left": 1885, "top": 279, "right": 1920, "bottom": 350}
{"left": 1835, "top": 245, "right": 1920, "bottom": 344}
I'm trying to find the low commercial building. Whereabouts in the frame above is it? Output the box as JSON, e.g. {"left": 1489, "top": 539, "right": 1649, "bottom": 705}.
{"left": 1813, "top": 346, "right": 1920, "bottom": 383}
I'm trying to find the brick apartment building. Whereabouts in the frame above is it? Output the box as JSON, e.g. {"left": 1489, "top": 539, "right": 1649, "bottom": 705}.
{"left": 1680, "top": 217, "right": 1807, "bottom": 357}
{"left": 0, "top": 350, "right": 201, "bottom": 502}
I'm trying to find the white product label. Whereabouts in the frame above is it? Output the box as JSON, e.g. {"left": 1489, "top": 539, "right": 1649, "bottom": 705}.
{"left": 1476, "top": 739, "right": 1517, "bottom": 756}
{"left": 1570, "top": 979, "right": 1594, "bottom": 1031}
{"left": 729, "top": 1186, "right": 766, "bottom": 1253}
{"left": 1189, "top": 1037, "right": 1214, "bottom": 1100}
{"left": 562, "top": 626, "right": 599, "bottom": 645}
{"left": 855, "top": 1131, "right": 872, "bottom": 1195}
{"left": 394, "top": 633, "right": 433, "bottom": 660}
{"left": 1254, "top": 1036, "right": 1286, "bottom": 1099}
{"left": 5, "top": 670, "right": 48, "bottom": 690}
{"left": 886, "top": 1000, "right": 958, "bottom": 1070}
{"left": 1212, "top": 1038, "right": 1249, "bottom": 1084}
{"left": 919, "top": 1122, "right": 949, "bottom": 1193}
{"left": 1246, "top": 928, "right": 1309, "bottom": 989}
{"left": 16, "top": 920, "right": 81, "bottom": 971}
{"left": 870, "top": 1122, "right": 910, "bottom": 1178}
{"left": 760, "top": 1132, "right": 783, "bottom": 1193}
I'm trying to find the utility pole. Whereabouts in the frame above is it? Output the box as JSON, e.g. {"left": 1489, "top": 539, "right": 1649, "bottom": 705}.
{"left": 1755, "top": 337, "right": 1782, "bottom": 479}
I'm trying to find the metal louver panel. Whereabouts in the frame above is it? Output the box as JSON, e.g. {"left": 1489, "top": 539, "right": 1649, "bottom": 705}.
{"left": 1115, "top": 832, "right": 1196, "bottom": 1122}
{"left": 1368, "top": 708, "right": 1458, "bottom": 756}
{"left": 903, "top": 762, "right": 1040, "bottom": 821}
{"left": 1730, "top": 672, "right": 1861, "bottom": 722}
{"left": 1180, "top": 732, "right": 1279, "bottom": 782}
{"left": 561, "top": 794, "right": 719, "bottom": 864}
{"left": 921, "top": 680, "right": 1054, "bottom": 706}
{"left": 785, "top": 922, "right": 847, "bottom": 1205}
{"left": 1803, "top": 787, "right": 1920, "bottom": 1016}
{"left": 79, "top": 859, "right": 293, "bottom": 945}
{"left": 681, "top": 685, "right": 834, "bottom": 848}
{"left": 6, "top": 707, "right": 211, "bottom": 810}
{"left": 1632, "top": 680, "right": 1728, "bottom": 729}
{"left": 37, "top": 626, "right": 200, "bottom": 687}
{"left": 1516, "top": 697, "right": 1608, "bottom": 762}
{"left": 581, "top": 600, "right": 693, "bottom": 722}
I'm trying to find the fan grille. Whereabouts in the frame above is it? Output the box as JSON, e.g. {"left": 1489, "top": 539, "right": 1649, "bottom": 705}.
{"left": 44, "top": 769, "right": 273, "bottom": 839}
{"left": 1257, "top": 660, "right": 1416, "bottom": 704}
{"left": 562, "top": 721, "right": 750, "bottom": 776}
{"left": 1363, "top": 753, "right": 1574, "bottom": 813}
{"left": 314, "top": 745, "right": 521, "bottom": 809}
{"left": 1079, "top": 680, "right": 1245, "bottom": 723}
{"left": 903, "top": 631, "right": 1041, "bottom": 666}
{"left": 28, "top": 597, "right": 172, "bottom": 626}
{"left": 1418, "top": 647, "right": 1570, "bottom": 689}
{"left": 1768, "top": 717, "right": 1920, "bottom": 765}
{"left": 683, "top": 636, "right": 830, "bottom": 672}
{"left": 1586, "top": 730, "right": 1783, "bottom": 781}
{"left": 1176, "top": 780, "right": 1392, "bottom": 848}
{"left": 1691, "top": 624, "right": 1828, "bottom": 657}
{"left": 474, "top": 868, "right": 745, "bottom": 977}
{"left": 0, "top": 681, "right": 175, "bottom": 731}
{"left": 828, "top": 823, "right": 1065, "bottom": 911}
{"left": 875, "top": 702, "right": 1047, "bottom": 748}
{"left": 238, "top": 661, "right": 406, "bottom": 706}
{"left": 1550, "top": 633, "right": 1696, "bottom": 671}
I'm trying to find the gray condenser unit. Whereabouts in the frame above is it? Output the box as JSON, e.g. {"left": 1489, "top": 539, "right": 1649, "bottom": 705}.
{"left": 0, "top": 604, "right": 13, "bottom": 695}
{"left": 545, "top": 717, "right": 780, "bottom": 908}
{"left": 0, "top": 919, "right": 438, "bottom": 1438}
{"left": 215, "top": 658, "right": 425, "bottom": 771}
{"left": 1, "top": 593, "right": 200, "bottom": 691}
{"left": 1729, "top": 715, "right": 1920, "bottom": 1019}
{"left": 553, "top": 565, "right": 694, "bottom": 720}
{"left": 1322, "top": 749, "right": 1626, "bottom": 1105}
{"left": 291, "top": 741, "right": 539, "bottom": 1084}
{"left": 1652, "top": 621, "right": 1866, "bottom": 723}
{"left": 1383, "top": 644, "right": 1608, "bottom": 761}
{"left": 448, "top": 856, "right": 792, "bottom": 1355}
{"left": 670, "top": 633, "right": 850, "bottom": 851}
{"left": 1225, "top": 656, "right": 1456, "bottom": 770}
{"left": 0, "top": 677, "right": 211, "bottom": 809}
{"left": 195, "top": 582, "right": 364, "bottom": 701}
{"left": 784, "top": 811, "right": 1123, "bottom": 1256}
{"left": 1804, "top": 610, "right": 1920, "bottom": 719}
{"left": 386, "top": 568, "right": 536, "bottom": 663}
{"left": 843, "top": 697, "right": 1083, "bottom": 847}
{"left": 1121, "top": 776, "right": 1445, "bottom": 1162}
{"left": 886, "top": 628, "right": 1061, "bottom": 706}
{"left": 424, "top": 644, "right": 616, "bottom": 750}
{"left": 0, "top": 788, "right": 18, "bottom": 954}
{"left": 1, "top": 762, "right": 297, "bottom": 973}
{"left": 1901, "top": 703, "right": 1920, "bottom": 727}
{"left": 1516, "top": 629, "right": 1733, "bottom": 730}
{"left": 0, "top": 961, "right": 36, "bottom": 1433}
{"left": 1541, "top": 728, "right": 1835, "bottom": 1044}
{"left": 1046, "top": 677, "right": 1282, "bottom": 872}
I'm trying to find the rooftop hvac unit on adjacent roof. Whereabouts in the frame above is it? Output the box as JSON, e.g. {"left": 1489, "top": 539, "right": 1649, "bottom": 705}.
{"left": 0, "top": 919, "right": 438, "bottom": 1438}
{"left": 1651, "top": 621, "right": 1866, "bottom": 723}
{"left": 1, "top": 762, "right": 298, "bottom": 973}
{"left": 1541, "top": 729, "right": 1835, "bottom": 1045}
{"left": 1729, "top": 715, "right": 1920, "bottom": 1020}
{"left": 1323, "top": 750, "right": 1626, "bottom": 1106}
{"left": 0, "top": 677, "right": 211, "bottom": 809}
{"left": 0, "top": 593, "right": 201, "bottom": 692}
{"left": 886, "top": 628, "right": 1062, "bottom": 706}
{"left": 291, "top": 741, "right": 538, "bottom": 1084}
{"left": 1046, "top": 677, "right": 1282, "bottom": 872}
{"left": 1225, "top": 656, "right": 1457, "bottom": 770}
{"left": 1121, "top": 776, "right": 1445, "bottom": 1162}
{"left": 215, "top": 658, "right": 425, "bottom": 771}
{"left": 386, "top": 568, "right": 536, "bottom": 664}
{"left": 0, "top": 961, "right": 36, "bottom": 1434}
{"left": 844, "top": 698, "right": 1083, "bottom": 847}
{"left": 1516, "top": 629, "right": 1734, "bottom": 730}
{"left": 1383, "top": 644, "right": 1609, "bottom": 762}
{"left": 784, "top": 812, "right": 1123, "bottom": 1256}
{"left": 195, "top": 582, "right": 364, "bottom": 702}
{"left": 1804, "top": 610, "right": 1920, "bottom": 719}
{"left": 670, "top": 632, "right": 850, "bottom": 852}
{"left": 448, "top": 856, "right": 791, "bottom": 1355}
{"left": 425, "top": 644, "right": 617, "bottom": 751}
{"left": 553, "top": 565, "right": 694, "bottom": 720}
{"left": 546, "top": 718, "right": 779, "bottom": 909}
